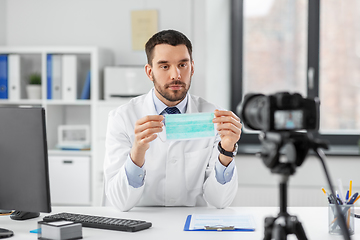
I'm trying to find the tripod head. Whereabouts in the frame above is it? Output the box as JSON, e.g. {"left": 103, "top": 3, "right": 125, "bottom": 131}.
{"left": 257, "top": 131, "right": 328, "bottom": 175}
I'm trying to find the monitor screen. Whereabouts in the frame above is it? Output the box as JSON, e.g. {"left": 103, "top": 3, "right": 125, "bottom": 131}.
{"left": 0, "top": 107, "right": 51, "bottom": 213}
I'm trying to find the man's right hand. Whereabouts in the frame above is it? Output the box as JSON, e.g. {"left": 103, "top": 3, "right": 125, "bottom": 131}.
{"left": 130, "top": 115, "right": 164, "bottom": 167}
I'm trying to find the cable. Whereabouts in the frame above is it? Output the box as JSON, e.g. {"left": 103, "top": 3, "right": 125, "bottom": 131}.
{"left": 314, "top": 148, "right": 351, "bottom": 240}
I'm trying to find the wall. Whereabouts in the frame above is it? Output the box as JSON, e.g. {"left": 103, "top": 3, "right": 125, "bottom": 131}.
{"left": 3, "top": 0, "right": 231, "bottom": 109}
{"left": 206, "top": 0, "right": 231, "bottom": 110}
{"left": 5, "top": 0, "right": 192, "bottom": 65}
{"left": 0, "top": 0, "right": 6, "bottom": 45}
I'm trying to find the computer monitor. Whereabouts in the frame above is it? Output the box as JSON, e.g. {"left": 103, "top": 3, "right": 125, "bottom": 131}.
{"left": 0, "top": 107, "right": 51, "bottom": 238}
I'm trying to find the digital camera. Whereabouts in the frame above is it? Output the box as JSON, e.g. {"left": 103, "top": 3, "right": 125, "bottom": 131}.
{"left": 238, "top": 92, "right": 320, "bottom": 132}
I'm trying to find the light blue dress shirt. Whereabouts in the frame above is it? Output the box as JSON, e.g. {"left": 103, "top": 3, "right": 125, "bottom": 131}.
{"left": 125, "top": 89, "right": 235, "bottom": 187}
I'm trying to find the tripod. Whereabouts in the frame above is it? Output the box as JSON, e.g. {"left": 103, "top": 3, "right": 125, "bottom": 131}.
{"left": 263, "top": 168, "right": 307, "bottom": 240}
{"left": 258, "top": 131, "right": 318, "bottom": 240}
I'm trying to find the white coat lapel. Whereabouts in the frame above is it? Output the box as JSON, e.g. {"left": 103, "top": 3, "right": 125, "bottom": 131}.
{"left": 142, "top": 89, "right": 158, "bottom": 117}
{"left": 185, "top": 93, "right": 199, "bottom": 114}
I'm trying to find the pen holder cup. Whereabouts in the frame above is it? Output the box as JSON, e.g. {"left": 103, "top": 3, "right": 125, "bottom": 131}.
{"left": 328, "top": 204, "right": 354, "bottom": 235}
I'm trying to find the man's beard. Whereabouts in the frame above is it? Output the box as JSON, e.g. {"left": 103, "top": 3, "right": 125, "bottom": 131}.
{"left": 152, "top": 73, "right": 191, "bottom": 103}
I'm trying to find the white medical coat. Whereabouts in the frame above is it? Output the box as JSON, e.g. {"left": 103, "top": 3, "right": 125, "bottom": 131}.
{"left": 104, "top": 90, "right": 238, "bottom": 211}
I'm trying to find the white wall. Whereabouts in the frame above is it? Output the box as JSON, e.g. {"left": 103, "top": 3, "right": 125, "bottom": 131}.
{"left": 0, "top": 0, "right": 6, "bottom": 45}
{"left": 206, "top": 0, "right": 231, "bottom": 110}
{"left": 6, "top": 0, "right": 192, "bottom": 65}
{"left": 3, "top": 0, "right": 231, "bottom": 108}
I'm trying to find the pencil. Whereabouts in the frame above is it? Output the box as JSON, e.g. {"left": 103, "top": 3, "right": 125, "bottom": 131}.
{"left": 349, "top": 180, "right": 352, "bottom": 198}
{"left": 353, "top": 195, "right": 360, "bottom": 204}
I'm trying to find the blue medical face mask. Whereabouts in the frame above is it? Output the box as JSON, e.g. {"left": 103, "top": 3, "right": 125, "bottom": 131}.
{"left": 159, "top": 112, "right": 216, "bottom": 141}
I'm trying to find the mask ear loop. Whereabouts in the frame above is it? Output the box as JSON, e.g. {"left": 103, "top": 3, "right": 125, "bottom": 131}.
{"left": 157, "top": 117, "right": 166, "bottom": 142}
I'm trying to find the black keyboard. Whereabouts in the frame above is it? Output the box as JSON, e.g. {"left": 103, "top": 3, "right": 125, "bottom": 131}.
{"left": 43, "top": 212, "right": 152, "bottom": 232}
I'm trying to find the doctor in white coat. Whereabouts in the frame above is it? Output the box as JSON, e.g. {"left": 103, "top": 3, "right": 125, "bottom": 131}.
{"left": 104, "top": 30, "right": 242, "bottom": 212}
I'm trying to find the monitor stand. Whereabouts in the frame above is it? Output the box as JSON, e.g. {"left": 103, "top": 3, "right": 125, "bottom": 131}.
{"left": 0, "top": 228, "right": 14, "bottom": 238}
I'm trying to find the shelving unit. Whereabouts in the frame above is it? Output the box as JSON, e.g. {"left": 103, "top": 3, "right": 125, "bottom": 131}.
{"left": 0, "top": 46, "right": 112, "bottom": 206}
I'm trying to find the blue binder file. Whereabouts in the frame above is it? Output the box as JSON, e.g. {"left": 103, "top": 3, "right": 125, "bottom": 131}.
{"left": 80, "top": 70, "right": 91, "bottom": 100}
{"left": 0, "top": 55, "right": 8, "bottom": 99}
{"left": 184, "top": 214, "right": 256, "bottom": 231}
{"left": 46, "top": 54, "right": 52, "bottom": 99}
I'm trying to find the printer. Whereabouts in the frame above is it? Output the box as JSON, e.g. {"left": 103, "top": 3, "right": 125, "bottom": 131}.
{"left": 104, "top": 66, "right": 153, "bottom": 100}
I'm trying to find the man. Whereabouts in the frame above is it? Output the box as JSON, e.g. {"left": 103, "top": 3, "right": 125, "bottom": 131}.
{"left": 104, "top": 30, "right": 242, "bottom": 211}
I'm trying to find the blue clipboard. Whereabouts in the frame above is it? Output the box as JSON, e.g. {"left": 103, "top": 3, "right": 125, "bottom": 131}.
{"left": 184, "top": 214, "right": 255, "bottom": 232}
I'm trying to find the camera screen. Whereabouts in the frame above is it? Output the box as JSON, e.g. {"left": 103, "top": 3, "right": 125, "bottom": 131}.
{"left": 274, "top": 110, "right": 303, "bottom": 130}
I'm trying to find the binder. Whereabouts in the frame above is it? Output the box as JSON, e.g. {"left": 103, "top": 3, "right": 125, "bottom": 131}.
{"left": 0, "top": 54, "right": 8, "bottom": 99}
{"left": 46, "top": 54, "right": 52, "bottom": 99}
{"left": 80, "top": 71, "right": 90, "bottom": 100}
{"left": 52, "top": 55, "right": 62, "bottom": 99}
{"left": 62, "top": 55, "right": 77, "bottom": 100}
{"left": 184, "top": 214, "right": 255, "bottom": 231}
{"left": 8, "top": 54, "right": 21, "bottom": 100}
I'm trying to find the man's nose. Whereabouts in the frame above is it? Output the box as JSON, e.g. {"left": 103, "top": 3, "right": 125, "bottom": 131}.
{"left": 171, "top": 66, "right": 181, "bottom": 80}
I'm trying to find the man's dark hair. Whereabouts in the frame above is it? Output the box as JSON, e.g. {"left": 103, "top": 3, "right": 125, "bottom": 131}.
{"left": 145, "top": 29, "right": 193, "bottom": 66}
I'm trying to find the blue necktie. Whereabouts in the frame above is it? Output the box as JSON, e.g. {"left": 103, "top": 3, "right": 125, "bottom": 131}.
{"left": 164, "top": 107, "right": 181, "bottom": 114}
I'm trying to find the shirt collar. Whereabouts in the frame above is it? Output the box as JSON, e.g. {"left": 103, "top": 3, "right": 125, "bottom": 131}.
{"left": 152, "top": 88, "right": 188, "bottom": 115}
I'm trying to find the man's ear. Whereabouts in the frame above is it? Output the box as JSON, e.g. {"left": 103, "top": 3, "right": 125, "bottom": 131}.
{"left": 191, "top": 60, "right": 195, "bottom": 77}
{"left": 145, "top": 64, "right": 154, "bottom": 82}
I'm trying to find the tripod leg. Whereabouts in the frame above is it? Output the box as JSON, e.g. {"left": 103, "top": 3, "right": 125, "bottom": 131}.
{"left": 264, "top": 217, "right": 275, "bottom": 240}
{"left": 273, "top": 223, "right": 287, "bottom": 240}
{"left": 294, "top": 220, "right": 308, "bottom": 240}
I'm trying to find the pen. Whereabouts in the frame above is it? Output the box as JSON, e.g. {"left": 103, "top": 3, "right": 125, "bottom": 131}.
{"left": 347, "top": 192, "right": 358, "bottom": 205}
{"left": 353, "top": 195, "right": 360, "bottom": 204}
{"left": 321, "top": 187, "right": 327, "bottom": 195}
{"left": 346, "top": 190, "right": 349, "bottom": 202}
{"left": 322, "top": 188, "right": 332, "bottom": 203}
{"left": 349, "top": 180, "right": 352, "bottom": 199}
{"left": 329, "top": 193, "right": 337, "bottom": 204}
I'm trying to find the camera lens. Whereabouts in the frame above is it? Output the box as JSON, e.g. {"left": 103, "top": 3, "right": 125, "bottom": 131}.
{"left": 238, "top": 93, "right": 267, "bottom": 131}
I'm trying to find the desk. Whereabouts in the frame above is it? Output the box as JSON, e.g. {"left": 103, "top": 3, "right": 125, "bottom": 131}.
{"left": 1, "top": 206, "right": 359, "bottom": 239}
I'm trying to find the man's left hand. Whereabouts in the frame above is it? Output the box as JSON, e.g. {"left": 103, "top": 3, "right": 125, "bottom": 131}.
{"left": 213, "top": 109, "right": 242, "bottom": 166}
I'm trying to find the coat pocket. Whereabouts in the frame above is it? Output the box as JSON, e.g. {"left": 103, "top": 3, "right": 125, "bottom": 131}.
{"left": 184, "top": 146, "right": 212, "bottom": 191}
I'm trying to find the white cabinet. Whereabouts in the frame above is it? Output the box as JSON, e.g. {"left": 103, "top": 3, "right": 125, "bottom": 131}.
{"left": 48, "top": 156, "right": 90, "bottom": 205}
{"left": 93, "top": 100, "right": 130, "bottom": 200}
{"left": 0, "top": 46, "right": 112, "bottom": 206}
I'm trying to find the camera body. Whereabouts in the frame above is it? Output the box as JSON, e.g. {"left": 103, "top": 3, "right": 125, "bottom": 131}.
{"left": 239, "top": 92, "right": 320, "bottom": 132}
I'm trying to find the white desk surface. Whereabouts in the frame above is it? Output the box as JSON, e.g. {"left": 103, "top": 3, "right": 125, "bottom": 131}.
{"left": 0, "top": 206, "right": 359, "bottom": 239}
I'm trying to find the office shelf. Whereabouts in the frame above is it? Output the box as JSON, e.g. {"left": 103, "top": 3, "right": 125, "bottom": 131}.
{"left": 0, "top": 46, "right": 112, "bottom": 206}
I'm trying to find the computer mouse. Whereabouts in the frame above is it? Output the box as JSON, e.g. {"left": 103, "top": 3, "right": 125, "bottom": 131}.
{"left": 10, "top": 211, "right": 40, "bottom": 220}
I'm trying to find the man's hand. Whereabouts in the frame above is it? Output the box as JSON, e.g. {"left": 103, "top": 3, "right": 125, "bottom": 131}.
{"left": 213, "top": 110, "right": 242, "bottom": 166}
{"left": 130, "top": 115, "right": 164, "bottom": 167}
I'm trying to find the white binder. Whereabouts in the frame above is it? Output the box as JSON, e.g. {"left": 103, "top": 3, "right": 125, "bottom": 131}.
{"left": 52, "top": 55, "right": 62, "bottom": 99}
{"left": 8, "top": 54, "right": 21, "bottom": 100}
{"left": 62, "top": 55, "right": 77, "bottom": 100}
